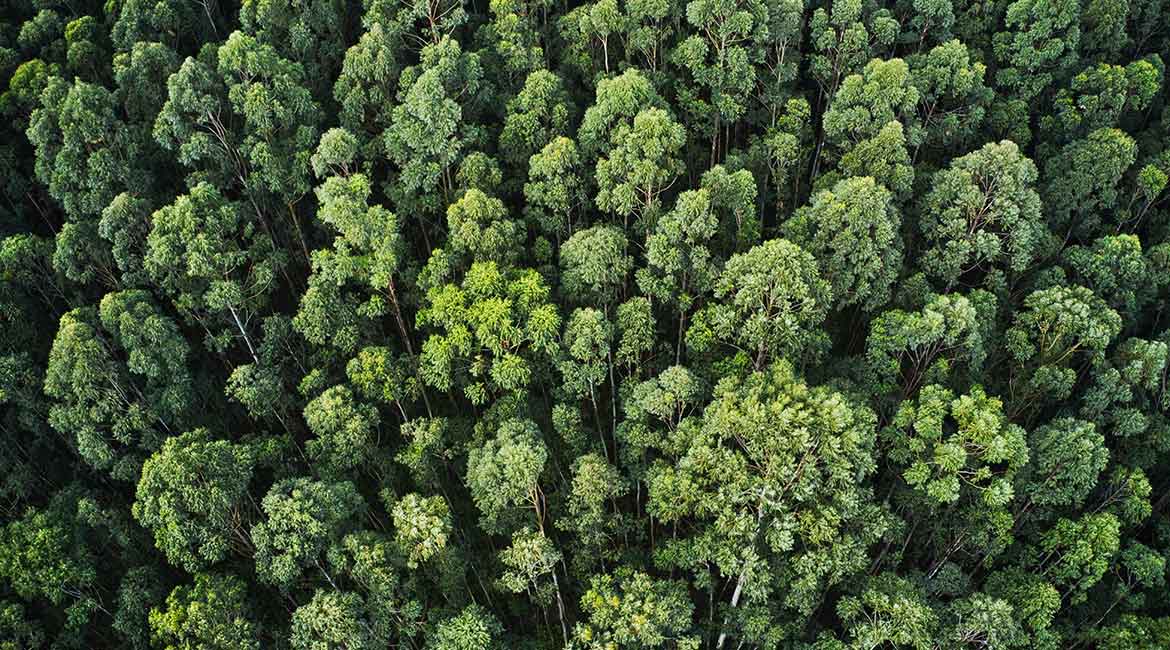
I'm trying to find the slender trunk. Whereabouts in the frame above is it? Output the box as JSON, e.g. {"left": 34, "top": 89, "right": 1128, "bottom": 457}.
{"left": 590, "top": 386, "right": 608, "bottom": 460}
{"left": 551, "top": 570, "right": 570, "bottom": 645}
{"left": 607, "top": 350, "right": 618, "bottom": 439}
{"left": 287, "top": 202, "right": 311, "bottom": 264}
{"left": 715, "top": 572, "right": 747, "bottom": 649}
{"left": 228, "top": 304, "right": 260, "bottom": 364}
{"left": 387, "top": 278, "right": 414, "bottom": 356}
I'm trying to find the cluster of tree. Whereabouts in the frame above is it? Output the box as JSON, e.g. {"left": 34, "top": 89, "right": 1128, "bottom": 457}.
{"left": 1, "top": 0, "right": 1169, "bottom": 647}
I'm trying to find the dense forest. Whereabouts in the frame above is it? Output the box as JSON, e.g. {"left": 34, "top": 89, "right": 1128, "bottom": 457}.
{"left": 1, "top": 0, "right": 1170, "bottom": 647}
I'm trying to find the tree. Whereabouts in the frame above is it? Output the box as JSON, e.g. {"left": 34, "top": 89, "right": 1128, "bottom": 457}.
{"left": 560, "top": 225, "right": 632, "bottom": 306}
{"left": 808, "top": 0, "right": 899, "bottom": 101}
{"left": 692, "top": 238, "right": 831, "bottom": 367}
{"left": 1042, "top": 60, "right": 1163, "bottom": 141}
{"left": 908, "top": 39, "right": 992, "bottom": 156}
{"left": 0, "top": 601, "right": 45, "bottom": 650}
{"left": 865, "top": 291, "right": 992, "bottom": 398}
{"left": 637, "top": 189, "right": 720, "bottom": 362}
{"left": 445, "top": 189, "right": 525, "bottom": 266}
{"left": 1021, "top": 418, "right": 1109, "bottom": 508}
{"left": 1005, "top": 285, "right": 1122, "bottom": 408}
{"left": 885, "top": 384, "right": 1028, "bottom": 507}
{"left": 499, "top": 69, "right": 573, "bottom": 171}
{"left": 146, "top": 182, "right": 284, "bottom": 360}
{"left": 384, "top": 36, "right": 482, "bottom": 222}
{"left": 786, "top": 176, "right": 902, "bottom": 312}
{"left": 149, "top": 573, "right": 260, "bottom": 650}
{"left": 993, "top": 0, "right": 1081, "bottom": 101}
{"left": 670, "top": 0, "right": 768, "bottom": 165}
{"left": 113, "top": 41, "right": 180, "bottom": 126}
{"left": 1043, "top": 128, "right": 1137, "bottom": 238}
{"left": 1032, "top": 512, "right": 1121, "bottom": 603}
{"left": 251, "top": 478, "right": 365, "bottom": 590}
{"left": 647, "top": 361, "right": 888, "bottom": 646}
{"left": 559, "top": 308, "right": 615, "bottom": 442}
{"left": 303, "top": 386, "right": 380, "bottom": 477}
{"left": 290, "top": 590, "right": 382, "bottom": 650}
{"left": 595, "top": 107, "right": 687, "bottom": 233}
{"left": 296, "top": 166, "right": 412, "bottom": 356}
{"left": 334, "top": 23, "right": 402, "bottom": 143}
{"left": 560, "top": 453, "right": 626, "bottom": 567}
{"left": 44, "top": 297, "right": 193, "bottom": 480}
{"left": 155, "top": 31, "right": 321, "bottom": 206}
{"left": 417, "top": 261, "right": 560, "bottom": 404}
{"left": 0, "top": 490, "right": 98, "bottom": 611}
{"left": 427, "top": 605, "right": 502, "bottom": 650}
{"left": 569, "top": 568, "right": 697, "bottom": 649}
{"left": 391, "top": 493, "right": 452, "bottom": 568}
{"left": 834, "top": 573, "right": 938, "bottom": 650}
{"left": 27, "top": 76, "right": 144, "bottom": 221}
{"left": 465, "top": 418, "right": 549, "bottom": 533}
{"left": 819, "top": 58, "right": 919, "bottom": 187}
{"left": 238, "top": 0, "right": 346, "bottom": 95}
{"left": 1063, "top": 234, "right": 1151, "bottom": 318}
{"left": 525, "top": 136, "right": 589, "bottom": 242}
{"left": 577, "top": 69, "right": 667, "bottom": 159}
{"left": 918, "top": 140, "right": 1046, "bottom": 288}
{"left": 133, "top": 429, "right": 254, "bottom": 572}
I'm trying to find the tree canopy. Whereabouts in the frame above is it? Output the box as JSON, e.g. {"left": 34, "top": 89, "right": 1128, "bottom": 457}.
{"left": 2, "top": 0, "right": 1169, "bottom": 648}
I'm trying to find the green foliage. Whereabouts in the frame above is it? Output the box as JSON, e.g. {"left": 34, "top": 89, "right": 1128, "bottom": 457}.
{"left": 418, "top": 261, "right": 560, "bottom": 403}
{"left": 149, "top": 573, "right": 260, "bottom": 650}
{"left": 570, "top": 568, "right": 697, "bottom": 649}
{"left": 919, "top": 140, "right": 1046, "bottom": 287}
{"left": 786, "top": 176, "right": 902, "bottom": 312}
{"left": 392, "top": 493, "right": 452, "bottom": 568}
{"left": 465, "top": 418, "right": 548, "bottom": 532}
{"left": 303, "top": 386, "right": 380, "bottom": 476}
{"left": 647, "top": 361, "right": 888, "bottom": 629}
{"left": 290, "top": 590, "right": 381, "bottom": 650}
{"left": 133, "top": 429, "right": 254, "bottom": 572}
{"left": 694, "top": 238, "right": 831, "bottom": 366}
{"left": 251, "top": 478, "right": 365, "bottom": 590}
{"left": 5, "top": 0, "right": 1170, "bottom": 647}
{"left": 886, "top": 384, "right": 1028, "bottom": 506}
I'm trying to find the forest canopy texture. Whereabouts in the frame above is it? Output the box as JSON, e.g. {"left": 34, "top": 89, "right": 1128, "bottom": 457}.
{"left": 2, "top": 0, "right": 1170, "bottom": 648}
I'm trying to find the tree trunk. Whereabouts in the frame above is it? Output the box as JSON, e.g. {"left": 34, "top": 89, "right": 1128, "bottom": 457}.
{"left": 715, "top": 571, "right": 747, "bottom": 649}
